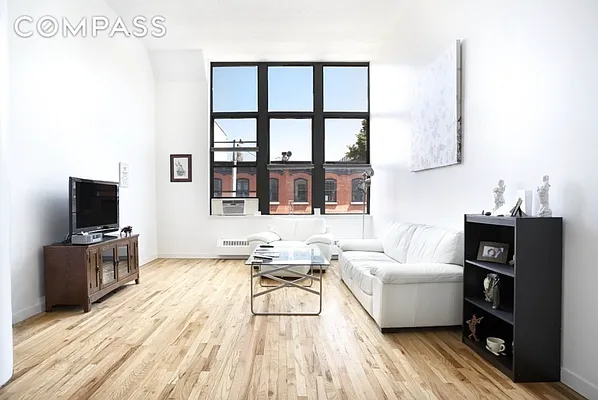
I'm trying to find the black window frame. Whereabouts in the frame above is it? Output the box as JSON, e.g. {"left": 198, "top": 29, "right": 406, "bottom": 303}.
{"left": 325, "top": 179, "right": 337, "bottom": 203}
{"left": 269, "top": 178, "right": 279, "bottom": 202}
{"left": 210, "top": 62, "right": 370, "bottom": 215}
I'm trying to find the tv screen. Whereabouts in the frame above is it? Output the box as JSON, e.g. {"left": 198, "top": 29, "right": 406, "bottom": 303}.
{"left": 70, "top": 177, "right": 119, "bottom": 234}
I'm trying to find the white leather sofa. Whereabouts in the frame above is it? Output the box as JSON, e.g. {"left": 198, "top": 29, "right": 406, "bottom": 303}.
{"left": 246, "top": 217, "right": 334, "bottom": 270}
{"left": 338, "top": 221, "right": 464, "bottom": 331}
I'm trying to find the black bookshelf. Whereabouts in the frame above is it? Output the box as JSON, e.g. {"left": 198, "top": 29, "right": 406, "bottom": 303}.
{"left": 462, "top": 214, "right": 563, "bottom": 383}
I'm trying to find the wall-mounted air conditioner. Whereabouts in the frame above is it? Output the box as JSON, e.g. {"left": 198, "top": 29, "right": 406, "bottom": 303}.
{"left": 211, "top": 198, "right": 259, "bottom": 216}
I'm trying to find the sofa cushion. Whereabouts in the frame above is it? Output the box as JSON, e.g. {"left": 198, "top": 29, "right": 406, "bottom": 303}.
{"left": 340, "top": 251, "right": 398, "bottom": 296}
{"left": 381, "top": 222, "right": 418, "bottom": 263}
{"left": 340, "top": 251, "right": 395, "bottom": 274}
{"left": 370, "top": 263, "right": 463, "bottom": 284}
{"left": 405, "top": 225, "right": 463, "bottom": 265}
{"left": 294, "top": 218, "right": 327, "bottom": 241}
{"left": 270, "top": 240, "right": 305, "bottom": 248}
{"left": 305, "top": 233, "right": 334, "bottom": 245}
{"left": 268, "top": 218, "right": 296, "bottom": 240}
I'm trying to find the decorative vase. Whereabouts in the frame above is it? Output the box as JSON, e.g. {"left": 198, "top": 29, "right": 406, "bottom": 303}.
{"left": 483, "top": 273, "right": 501, "bottom": 309}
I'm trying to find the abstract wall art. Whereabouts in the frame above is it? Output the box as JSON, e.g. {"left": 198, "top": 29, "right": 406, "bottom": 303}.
{"left": 411, "top": 39, "right": 463, "bottom": 172}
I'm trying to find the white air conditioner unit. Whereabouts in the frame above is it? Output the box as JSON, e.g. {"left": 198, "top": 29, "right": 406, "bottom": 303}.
{"left": 211, "top": 198, "right": 259, "bottom": 216}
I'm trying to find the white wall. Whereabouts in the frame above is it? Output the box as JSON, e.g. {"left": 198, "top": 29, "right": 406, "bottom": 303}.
{"left": 153, "top": 50, "right": 372, "bottom": 257}
{"left": 9, "top": 0, "right": 158, "bottom": 323}
{"left": 372, "top": 1, "right": 598, "bottom": 397}
{"left": 369, "top": 64, "right": 417, "bottom": 235}
{"left": 0, "top": 0, "right": 13, "bottom": 386}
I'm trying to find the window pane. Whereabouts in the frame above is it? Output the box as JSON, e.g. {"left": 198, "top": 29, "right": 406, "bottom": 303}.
{"left": 214, "top": 178, "right": 223, "bottom": 197}
{"left": 212, "top": 66, "right": 257, "bottom": 112}
{"left": 212, "top": 166, "right": 257, "bottom": 197}
{"left": 268, "top": 67, "right": 313, "bottom": 111}
{"left": 236, "top": 178, "right": 250, "bottom": 197}
{"left": 324, "top": 167, "right": 367, "bottom": 214}
{"left": 269, "top": 178, "right": 279, "bottom": 202}
{"left": 352, "top": 178, "right": 365, "bottom": 203}
{"left": 294, "top": 179, "right": 308, "bottom": 202}
{"left": 325, "top": 119, "right": 367, "bottom": 163}
{"left": 269, "top": 168, "right": 312, "bottom": 215}
{"left": 213, "top": 119, "right": 257, "bottom": 162}
{"left": 324, "top": 66, "right": 368, "bottom": 112}
{"left": 325, "top": 179, "right": 337, "bottom": 202}
{"left": 270, "top": 119, "right": 312, "bottom": 162}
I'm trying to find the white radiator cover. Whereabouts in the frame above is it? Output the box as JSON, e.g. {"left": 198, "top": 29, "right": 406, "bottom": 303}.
{"left": 218, "top": 239, "right": 250, "bottom": 248}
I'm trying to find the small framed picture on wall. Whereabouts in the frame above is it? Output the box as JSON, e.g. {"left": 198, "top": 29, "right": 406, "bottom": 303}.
{"left": 170, "top": 154, "right": 192, "bottom": 182}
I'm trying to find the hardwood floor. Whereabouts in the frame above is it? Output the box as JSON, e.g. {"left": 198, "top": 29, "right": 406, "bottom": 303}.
{"left": 0, "top": 259, "right": 584, "bottom": 400}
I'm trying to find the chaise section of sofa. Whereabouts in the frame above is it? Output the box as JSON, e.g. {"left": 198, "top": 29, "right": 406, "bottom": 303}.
{"left": 338, "top": 221, "right": 464, "bottom": 330}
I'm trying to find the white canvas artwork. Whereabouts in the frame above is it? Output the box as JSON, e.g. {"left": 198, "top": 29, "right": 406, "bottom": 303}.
{"left": 411, "top": 39, "right": 463, "bottom": 172}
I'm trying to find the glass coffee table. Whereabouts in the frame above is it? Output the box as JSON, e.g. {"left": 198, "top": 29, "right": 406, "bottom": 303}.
{"left": 245, "top": 244, "right": 329, "bottom": 316}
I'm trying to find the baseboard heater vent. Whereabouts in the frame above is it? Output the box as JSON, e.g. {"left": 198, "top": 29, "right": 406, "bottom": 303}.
{"left": 218, "top": 239, "right": 249, "bottom": 248}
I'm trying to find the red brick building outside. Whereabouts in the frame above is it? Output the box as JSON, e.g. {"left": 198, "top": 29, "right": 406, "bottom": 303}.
{"left": 213, "top": 168, "right": 365, "bottom": 214}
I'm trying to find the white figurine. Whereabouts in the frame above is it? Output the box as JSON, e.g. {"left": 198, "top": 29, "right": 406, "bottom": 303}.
{"left": 493, "top": 179, "right": 506, "bottom": 211}
{"left": 536, "top": 175, "right": 552, "bottom": 217}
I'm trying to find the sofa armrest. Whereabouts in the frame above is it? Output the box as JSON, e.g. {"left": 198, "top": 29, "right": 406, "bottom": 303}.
{"left": 246, "top": 231, "right": 281, "bottom": 244}
{"left": 305, "top": 233, "right": 334, "bottom": 245}
{"left": 370, "top": 263, "right": 463, "bottom": 284}
{"left": 338, "top": 239, "right": 383, "bottom": 252}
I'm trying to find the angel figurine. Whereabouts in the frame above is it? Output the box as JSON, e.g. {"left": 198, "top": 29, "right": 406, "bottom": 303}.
{"left": 493, "top": 179, "right": 506, "bottom": 212}
{"left": 536, "top": 175, "right": 553, "bottom": 217}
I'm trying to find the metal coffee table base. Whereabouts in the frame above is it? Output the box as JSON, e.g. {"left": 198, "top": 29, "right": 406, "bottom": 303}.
{"left": 250, "top": 264, "right": 323, "bottom": 316}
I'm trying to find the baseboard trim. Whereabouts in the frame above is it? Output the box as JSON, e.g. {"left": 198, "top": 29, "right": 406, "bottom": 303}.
{"left": 157, "top": 254, "right": 248, "bottom": 259}
{"left": 140, "top": 254, "right": 159, "bottom": 266}
{"left": 380, "top": 325, "right": 460, "bottom": 334}
{"left": 12, "top": 255, "right": 159, "bottom": 325}
{"left": 157, "top": 254, "right": 339, "bottom": 260}
{"left": 12, "top": 299, "right": 44, "bottom": 325}
{"left": 561, "top": 367, "right": 598, "bottom": 399}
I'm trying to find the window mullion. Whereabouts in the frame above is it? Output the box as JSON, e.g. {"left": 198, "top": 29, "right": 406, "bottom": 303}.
{"left": 312, "top": 64, "right": 325, "bottom": 214}
{"left": 257, "top": 64, "right": 270, "bottom": 214}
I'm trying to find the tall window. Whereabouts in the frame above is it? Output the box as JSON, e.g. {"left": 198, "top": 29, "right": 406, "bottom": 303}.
{"left": 325, "top": 179, "right": 337, "bottom": 202}
{"left": 269, "top": 178, "right": 279, "bottom": 202}
{"left": 294, "top": 178, "right": 308, "bottom": 202}
{"left": 214, "top": 178, "right": 222, "bottom": 197}
{"left": 210, "top": 63, "right": 370, "bottom": 215}
{"left": 352, "top": 178, "right": 364, "bottom": 203}
{"left": 237, "top": 178, "right": 249, "bottom": 197}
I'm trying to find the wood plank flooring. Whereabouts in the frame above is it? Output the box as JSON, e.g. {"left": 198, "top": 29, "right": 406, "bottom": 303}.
{"left": 0, "top": 259, "right": 584, "bottom": 400}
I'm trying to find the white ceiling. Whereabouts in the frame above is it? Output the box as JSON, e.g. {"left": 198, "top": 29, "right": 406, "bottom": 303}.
{"left": 104, "top": 0, "right": 404, "bottom": 60}
{"left": 104, "top": 0, "right": 476, "bottom": 63}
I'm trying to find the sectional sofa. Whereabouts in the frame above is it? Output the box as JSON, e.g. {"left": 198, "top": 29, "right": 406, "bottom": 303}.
{"left": 338, "top": 221, "right": 464, "bottom": 330}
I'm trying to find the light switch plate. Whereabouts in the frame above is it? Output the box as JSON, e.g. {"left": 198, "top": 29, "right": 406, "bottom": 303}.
{"left": 119, "top": 162, "right": 129, "bottom": 188}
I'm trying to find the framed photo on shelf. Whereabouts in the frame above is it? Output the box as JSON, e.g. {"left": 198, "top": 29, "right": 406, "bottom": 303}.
{"left": 170, "top": 154, "right": 192, "bottom": 183}
{"left": 477, "top": 241, "right": 510, "bottom": 264}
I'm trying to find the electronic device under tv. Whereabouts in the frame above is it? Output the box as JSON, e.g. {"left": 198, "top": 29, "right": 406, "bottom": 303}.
{"left": 69, "top": 177, "right": 119, "bottom": 244}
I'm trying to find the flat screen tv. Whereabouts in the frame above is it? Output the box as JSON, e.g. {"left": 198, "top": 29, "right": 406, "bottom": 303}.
{"left": 69, "top": 177, "right": 119, "bottom": 235}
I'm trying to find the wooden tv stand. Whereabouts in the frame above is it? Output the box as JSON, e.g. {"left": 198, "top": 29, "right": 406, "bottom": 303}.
{"left": 43, "top": 234, "right": 140, "bottom": 313}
